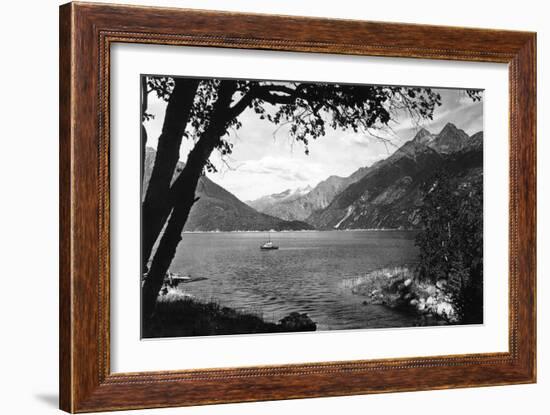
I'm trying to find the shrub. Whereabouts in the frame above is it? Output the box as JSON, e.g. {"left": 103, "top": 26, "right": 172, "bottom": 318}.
{"left": 142, "top": 296, "right": 316, "bottom": 338}
{"left": 415, "top": 170, "right": 483, "bottom": 322}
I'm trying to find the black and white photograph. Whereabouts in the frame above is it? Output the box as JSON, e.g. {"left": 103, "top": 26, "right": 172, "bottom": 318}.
{"left": 140, "top": 75, "right": 484, "bottom": 338}
{"left": 2, "top": 0, "right": 545, "bottom": 413}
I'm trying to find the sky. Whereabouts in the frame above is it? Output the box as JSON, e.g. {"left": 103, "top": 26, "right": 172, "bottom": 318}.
{"left": 144, "top": 82, "right": 483, "bottom": 201}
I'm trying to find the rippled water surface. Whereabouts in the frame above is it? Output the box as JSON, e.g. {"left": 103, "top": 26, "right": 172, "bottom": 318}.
{"left": 170, "top": 230, "right": 421, "bottom": 330}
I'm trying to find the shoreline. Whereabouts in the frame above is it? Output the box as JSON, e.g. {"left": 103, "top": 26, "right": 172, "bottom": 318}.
{"left": 182, "top": 229, "right": 419, "bottom": 234}
{"left": 345, "top": 266, "right": 460, "bottom": 324}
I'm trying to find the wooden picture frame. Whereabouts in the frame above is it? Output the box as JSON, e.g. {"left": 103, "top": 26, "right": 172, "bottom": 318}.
{"left": 59, "top": 2, "right": 536, "bottom": 412}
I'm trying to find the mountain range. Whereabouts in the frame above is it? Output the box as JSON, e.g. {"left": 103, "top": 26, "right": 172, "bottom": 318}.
{"left": 245, "top": 185, "right": 313, "bottom": 218}
{"left": 250, "top": 122, "right": 483, "bottom": 230}
{"left": 246, "top": 167, "right": 370, "bottom": 221}
{"left": 144, "top": 122, "right": 482, "bottom": 232}
{"left": 143, "top": 148, "right": 313, "bottom": 232}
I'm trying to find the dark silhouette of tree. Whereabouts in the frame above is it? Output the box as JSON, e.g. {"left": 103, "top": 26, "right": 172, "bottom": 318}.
{"left": 141, "top": 78, "right": 199, "bottom": 273}
{"left": 141, "top": 76, "right": 443, "bottom": 320}
{"left": 415, "top": 171, "right": 483, "bottom": 323}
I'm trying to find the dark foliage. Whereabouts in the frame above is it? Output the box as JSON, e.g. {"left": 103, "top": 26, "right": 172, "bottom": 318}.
{"left": 415, "top": 170, "right": 483, "bottom": 323}
{"left": 142, "top": 297, "right": 316, "bottom": 338}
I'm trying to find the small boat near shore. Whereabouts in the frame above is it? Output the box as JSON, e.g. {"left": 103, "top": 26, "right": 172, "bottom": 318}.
{"left": 164, "top": 271, "right": 208, "bottom": 286}
{"left": 260, "top": 234, "right": 279, "bottom": 250}
{"left": 164, "top": 271, "right": 190, "bottom": 286}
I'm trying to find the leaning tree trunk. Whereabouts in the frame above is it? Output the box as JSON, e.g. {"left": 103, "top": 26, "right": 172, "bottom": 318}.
{"left": 141, "top": 81, "right": 237, "bottom": 320}
{"left": 141, "top": 76, "right": 148, "bottom": 186}
{"left": 141, "top": 78, "right": 199, "bottom": 273}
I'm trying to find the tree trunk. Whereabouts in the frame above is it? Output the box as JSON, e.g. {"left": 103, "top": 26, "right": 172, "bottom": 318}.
{"left": 141, "top": 78, "right": 199, "bottom": 273}
{"left": 142, "top": 81, "right": 237, "bottom": 320}
{"left": 141, "top": 76, "right": 148, "bottom": 186}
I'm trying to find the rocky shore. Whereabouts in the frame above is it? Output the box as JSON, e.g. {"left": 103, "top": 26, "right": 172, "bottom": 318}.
{"left": 345, "top": 266, "right": 459, "bottom": 324}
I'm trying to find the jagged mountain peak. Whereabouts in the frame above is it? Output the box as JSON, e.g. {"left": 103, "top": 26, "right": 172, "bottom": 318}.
{"left": 438, "top": 122, "right": 468, "bottom": 138}
{"left": 412, "top": 127, "right": 434, "bottom": 143}
{"left": 247, "top": 184, "right": 313, "bottom": 206}
{"left": 385, "top": 137, "right": 439, "bottom": 165}
{"left": 307, "top": 124, "right": 483, "bottom": 231}
{"left": 428, "top": 122, "right": 470, "bottom": 154}
{"left": 440, "top": 122, "right": 459, "bottom": 132}
{"left": 437, "top": 122, "right": 469, "bottom": 139}
{"left": 247, "top": 167, "right": 370, "bottom": 222}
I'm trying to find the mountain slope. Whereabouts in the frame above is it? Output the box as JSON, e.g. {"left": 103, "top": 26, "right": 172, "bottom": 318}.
{"left": 465, "top": 131, "right": 483, "bottom": 151}
{"left": 246, "top": 185, "right": 313, "bottom": 214}
{"left": 183, "top": 176, "right": 314, "bottom": 231}
{"left": 143, "top": 148, "right": 313, "bottom": 231}
{"left": 308, "top": 124, "right": 483, "bottom": 230}
{"left": 246, "top": 165, "right": 370, "bottom": 222}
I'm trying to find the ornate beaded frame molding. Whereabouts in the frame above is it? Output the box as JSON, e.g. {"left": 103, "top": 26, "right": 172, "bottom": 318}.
{"left": 60, "top": 2, "right": 536, "bottom": 413}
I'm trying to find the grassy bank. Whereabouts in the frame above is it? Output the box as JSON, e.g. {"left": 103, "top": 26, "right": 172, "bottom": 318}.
{"left": 143, "top": 291, "right": 316, "bottom": 338}
{"left": 345, "top": 266, "right": 460, "bottom": 324}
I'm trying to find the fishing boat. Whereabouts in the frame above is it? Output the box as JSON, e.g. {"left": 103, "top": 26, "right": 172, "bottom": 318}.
{"left": 260, "top": 234, "right": 279, "bottom": 250}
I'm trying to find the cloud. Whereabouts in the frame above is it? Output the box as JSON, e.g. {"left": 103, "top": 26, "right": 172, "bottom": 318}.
{"left": 145, "top": 84, "right": 483, "bottom": 201}
{"left": 238, "top": 158, "right": 315, "bottom": 182}
{"left": 210, "top": 155, "right": 325, "bottom": 200}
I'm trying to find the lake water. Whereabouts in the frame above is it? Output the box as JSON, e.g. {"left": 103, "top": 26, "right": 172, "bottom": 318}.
{"left": 170, "top": 230, "right": 421, "bottom": 331}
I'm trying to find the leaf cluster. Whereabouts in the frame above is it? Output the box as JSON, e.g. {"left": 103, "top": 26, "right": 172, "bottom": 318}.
{"left": 146, "top": 76, "right": 175, "bottom": 101}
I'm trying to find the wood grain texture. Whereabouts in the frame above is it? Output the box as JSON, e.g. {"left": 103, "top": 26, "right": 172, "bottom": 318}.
{"left": 59, "top": 3, "right": 73, "bottom": 412}
{"left": 59, "top": 2, "right": 537, "bottom": 412}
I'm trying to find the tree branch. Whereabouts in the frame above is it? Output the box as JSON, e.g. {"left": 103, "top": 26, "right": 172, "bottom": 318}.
{"left": 228, "top": 84, "right": 306, "bottom": 119}
{"left": 255, "top": 88, "right": 297, "bottom": 105}
{"left": 227, "top": 86, "right": 259, "bottom": 119}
